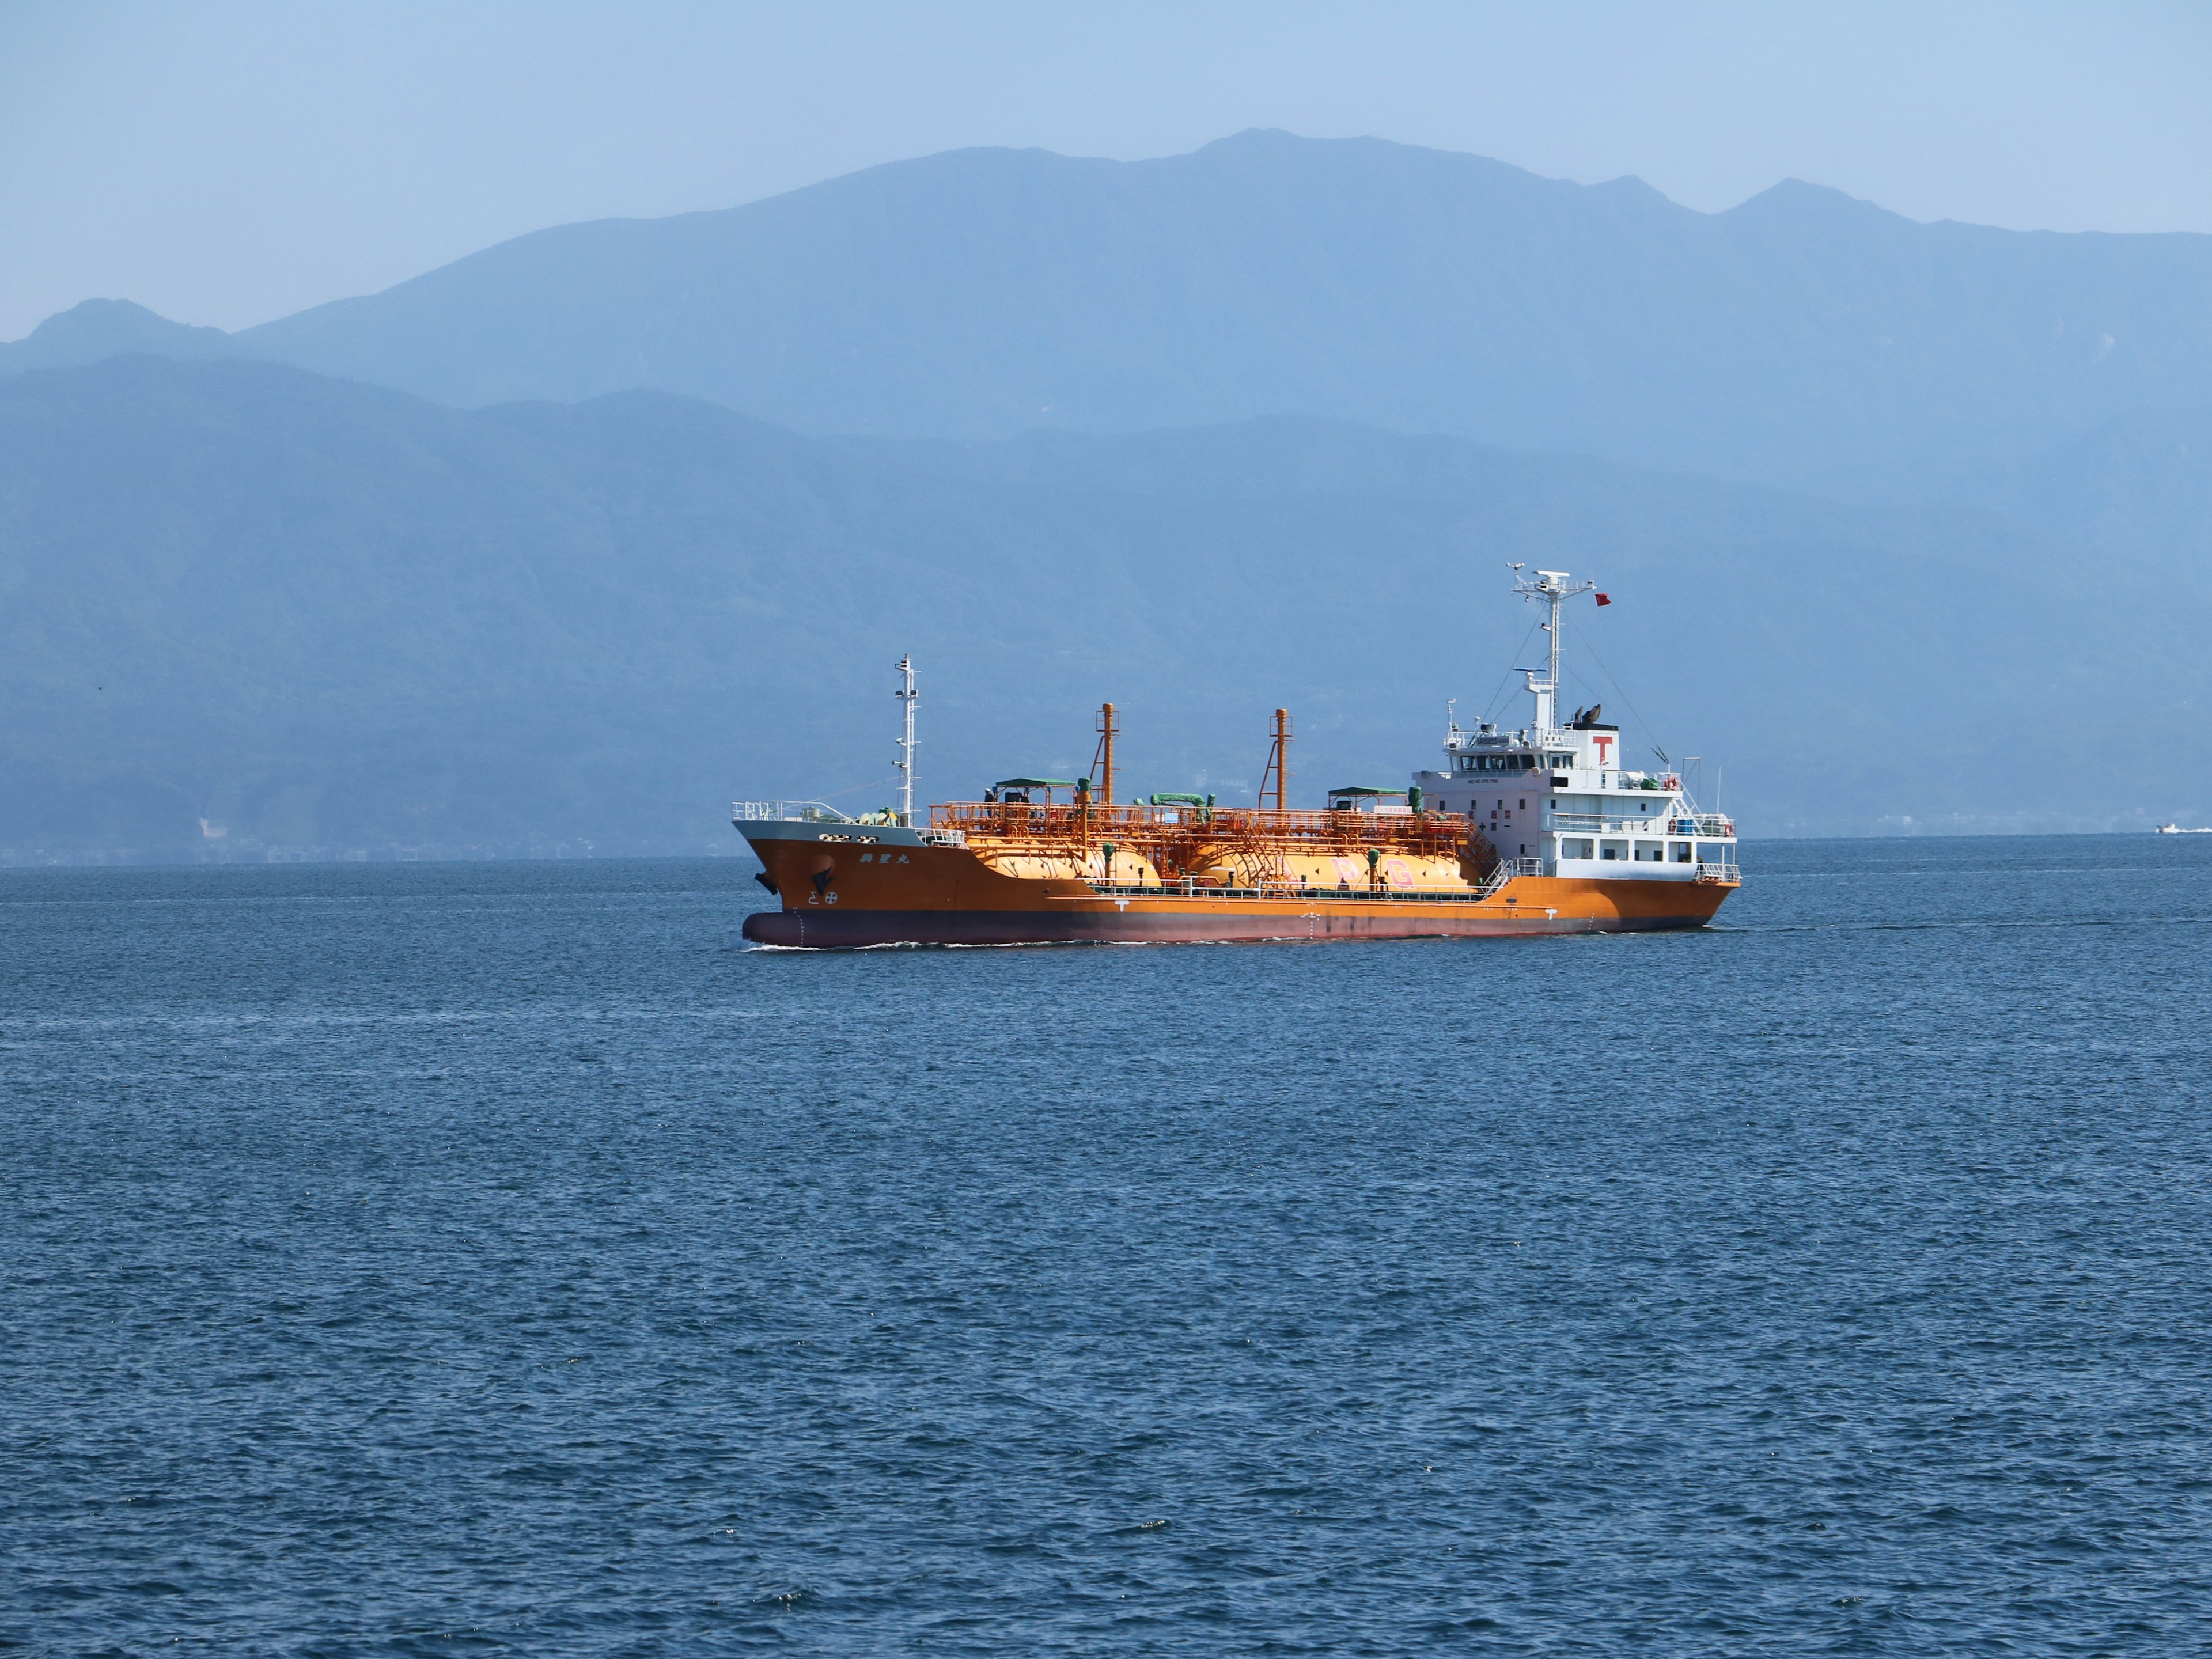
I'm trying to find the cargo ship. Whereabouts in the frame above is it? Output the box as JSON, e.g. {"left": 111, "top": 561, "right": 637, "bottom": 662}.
{"left": 736, "top": 569, "right": 1739, "bottom": 946}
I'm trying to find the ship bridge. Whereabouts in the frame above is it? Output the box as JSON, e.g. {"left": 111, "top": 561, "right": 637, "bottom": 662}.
{"left": 1416, "top": 572, "right": 1738, "bottom": 882}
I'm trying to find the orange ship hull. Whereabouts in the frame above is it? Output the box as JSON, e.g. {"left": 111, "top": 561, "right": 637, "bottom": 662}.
{"left": 740, "top": 830, "right": 1734, "bottom": 948}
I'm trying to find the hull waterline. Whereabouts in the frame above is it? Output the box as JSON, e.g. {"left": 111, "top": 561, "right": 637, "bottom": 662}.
{"left": 740, "top": 899, "right": 1725, "bottom": 948}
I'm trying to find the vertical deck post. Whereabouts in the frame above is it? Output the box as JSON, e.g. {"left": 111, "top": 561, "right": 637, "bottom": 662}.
{"left": 1260, "top": 708, "right": 1293, "bottom": 812}
{"left": 1093, "top": 702, "right": 1119, "bottom": 806}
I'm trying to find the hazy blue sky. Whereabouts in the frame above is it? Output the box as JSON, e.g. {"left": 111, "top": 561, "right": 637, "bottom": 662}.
{"left": 3, "top": 1, "right": 2208, "bottom": 339}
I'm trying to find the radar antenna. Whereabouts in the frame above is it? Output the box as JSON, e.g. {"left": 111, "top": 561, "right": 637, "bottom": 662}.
{"left": 1509, "top": 564, "right": 1597, "bottom": 737}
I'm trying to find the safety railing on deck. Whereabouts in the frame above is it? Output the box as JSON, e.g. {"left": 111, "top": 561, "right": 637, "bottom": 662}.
{"left": 932, "top": 800, "right": 1468, "bottom": 855}
{"left": 1476, "top": 855, "right": 1543, "bottom": 896}
{"left": 733, "top": 800, "right": 855, "bottom": 824}
{"left": 1695, "top": 859, "right": 1742, "bottom": 883}
{"left": 734, "top": 800, "right": 965, "bottom": 845}
{"left": 1548, "top": 813, "right": 1670, "bottom": 834}
{"left": 1084, "top": 877, "right": 1530, "bottom": 904}
{"left": 1548, "top": 812, "right": 1736, "bottom": 837}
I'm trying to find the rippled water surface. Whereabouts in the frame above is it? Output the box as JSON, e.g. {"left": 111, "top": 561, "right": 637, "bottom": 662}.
{"left": 5, "top": 835, "right": 2211, "bottom": 1655}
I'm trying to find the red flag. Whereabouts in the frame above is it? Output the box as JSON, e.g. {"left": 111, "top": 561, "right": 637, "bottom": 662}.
{"left": 1595, "top": 592, "right": 1611, "bottom": 606}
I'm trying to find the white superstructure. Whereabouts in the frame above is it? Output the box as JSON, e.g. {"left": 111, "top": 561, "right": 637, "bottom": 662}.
{"left": 1411, "top": 568, "right": 1739, "bottom": 882}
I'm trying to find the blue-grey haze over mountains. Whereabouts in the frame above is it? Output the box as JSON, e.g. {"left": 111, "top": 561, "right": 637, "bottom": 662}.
{"left": 15, "top": 132, "right": 2212, "bottom": 484}
{"left": 2, "top": 133, "right": 2208, "bottom": 857}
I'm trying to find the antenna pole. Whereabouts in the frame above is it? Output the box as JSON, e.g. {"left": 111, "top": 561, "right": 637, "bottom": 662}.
{"left": 893, "top": 655, "right": 917, "bottom": 825}
{"left": 1511, "top": 565, "right": 1596, "bottom": 737}
{"left": 1547, "top": 588, "right": 1562, "bottom": 730}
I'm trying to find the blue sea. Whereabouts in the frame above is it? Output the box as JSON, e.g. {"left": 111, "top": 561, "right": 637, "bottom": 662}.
{"left": 5, "top": 835, "right": 2210, "bottom": 1655}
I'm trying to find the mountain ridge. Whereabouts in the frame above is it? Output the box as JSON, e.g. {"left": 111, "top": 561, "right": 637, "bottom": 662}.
{"left": 9, "top": 131, "right": 2209, "bottom": 486}
{"left": 0, "top": 298, "right": 234, "bottom": 375}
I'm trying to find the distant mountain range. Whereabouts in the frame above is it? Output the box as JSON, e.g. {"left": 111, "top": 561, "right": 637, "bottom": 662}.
{"left": 4, "top": 134, "right": 2207, "bottom": 857}
{"left": 9, "top": 131, "right": 2212, "bottom": 486}
{"left": 2, "top": 355, "right": 2204, "bottom": 860}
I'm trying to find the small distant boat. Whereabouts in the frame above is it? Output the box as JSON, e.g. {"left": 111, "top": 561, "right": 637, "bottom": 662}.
{"left": 2154, "top": 823, "right": 2212, "bottom": 834}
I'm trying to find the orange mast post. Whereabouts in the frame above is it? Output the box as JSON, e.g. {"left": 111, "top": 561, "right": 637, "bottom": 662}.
{"left": 1259, "top": 708, "right": 1291, "bottom": 812}
{"left": 1092, "top": 702, "right": 1119, "bottom": 805}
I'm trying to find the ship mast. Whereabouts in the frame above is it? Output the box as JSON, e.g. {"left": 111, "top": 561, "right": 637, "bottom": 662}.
{"left": 1511, "top": 566, "right": 1596, "bottom": 737}
{"left": 1259, "top": 708, "right": 1293, "bottom": 811}
{"left": 1092, "top": 702, "right": 1119, "bottom": 805}
{"left": 893, "top": 655, "right": 918, "bottom": 825}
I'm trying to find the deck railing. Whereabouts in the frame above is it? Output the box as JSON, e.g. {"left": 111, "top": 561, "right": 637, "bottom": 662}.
{"left": 733, "top": 800, "right": 857, "bottom": 824}
{"left": 1472, "top": 856, "right": 1542, "bottom": 896}
{"left": 1548, "top": 812, "right": 1670, "bottom": 834}
{"left": 931, "top": 800, "right": 1468, "bottom": 855}
{"left": 1548, "top": 812, "right": 1736, "bottom": 837}
{"left": 1084, "top": 877, "right": 1529, "bottom": 904}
